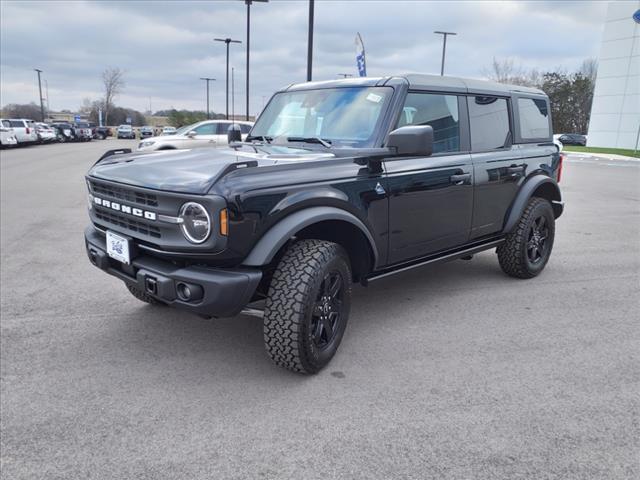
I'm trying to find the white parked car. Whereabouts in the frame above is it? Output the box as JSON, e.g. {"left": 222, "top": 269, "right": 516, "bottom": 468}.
{"left": 161, "top": 126, "right": 177, "bottom": 135}
{"left": 138, "top": 120, "right": 253, "bottom": 151}
{"left": 0, "top": 120, "right": 18, "bottom": 148}
{"left": 36, "top": 123, "right": 57, "bottom": 143}
{"left": 116, "top": 124, "right": 136, "bottom": 139}
{"left": 3, "top": 118, "right": 38, "bottom": 144}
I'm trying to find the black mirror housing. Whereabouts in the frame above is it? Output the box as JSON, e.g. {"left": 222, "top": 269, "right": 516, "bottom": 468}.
{"left": 227, "top": 124, "right": 242, "bottom": 143}
{"left": 386, "top": 125, "right": 434, "bottom": 156}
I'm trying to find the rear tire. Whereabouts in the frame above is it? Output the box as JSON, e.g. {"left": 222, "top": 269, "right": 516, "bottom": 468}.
{"left": 263, "top": 240, "right": 352, "bottom": 374}
{"left": 497, "top": 197, "right": 555, "bottom": 279}
{"left": 126, "top": 283, "right": 164, "bottom": 306}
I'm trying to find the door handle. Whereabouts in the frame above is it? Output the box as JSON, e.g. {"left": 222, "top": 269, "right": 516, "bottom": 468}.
{"left": 450, "top": 173, "right": 471, "bottom": 185}
{"left": 507, "top": 165, "right": 525, "bottom": 174}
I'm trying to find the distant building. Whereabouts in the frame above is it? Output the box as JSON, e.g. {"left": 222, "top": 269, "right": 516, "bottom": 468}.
{"left": 587, "top": 1, "right": 640, "bottom": 149}
{"left": 46, "top": 111, "right": 88, "bottom": 123}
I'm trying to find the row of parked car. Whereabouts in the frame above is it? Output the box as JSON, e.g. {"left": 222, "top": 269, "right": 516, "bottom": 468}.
{"left": 0, "top": 118, "right": 113, "bottom": 147}
{"left": 0, "top": 119, "right": 185, "bottom": 149}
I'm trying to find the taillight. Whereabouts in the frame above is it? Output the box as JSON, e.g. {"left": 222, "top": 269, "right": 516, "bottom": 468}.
{"left": 25, "top": 127, "right": 30, "bottom": 134}
{"left": 557, "top": 153, "right": 564, "bottom": 183}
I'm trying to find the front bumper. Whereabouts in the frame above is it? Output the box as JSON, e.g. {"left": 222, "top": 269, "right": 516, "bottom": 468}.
{"left": 85, "top": 226, "right": 262, "bottom": 317}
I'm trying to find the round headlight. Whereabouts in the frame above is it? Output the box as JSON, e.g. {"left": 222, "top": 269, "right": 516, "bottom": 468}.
{"left": 179, "top": 202, "right": 211, "bottom": 244}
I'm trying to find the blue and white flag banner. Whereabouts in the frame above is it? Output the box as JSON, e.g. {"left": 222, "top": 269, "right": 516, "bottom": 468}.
{"left": 355, "top": 32, "right": 367, "bottom": 77}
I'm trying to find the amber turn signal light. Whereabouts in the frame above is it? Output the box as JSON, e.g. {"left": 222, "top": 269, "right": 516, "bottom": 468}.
{"left": 219, "top": 208, "right": 229, "bottom": 236}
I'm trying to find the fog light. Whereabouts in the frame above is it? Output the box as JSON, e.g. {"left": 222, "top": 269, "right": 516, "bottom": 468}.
{"left": 176, "top": 282, "right": 203, "bottom": 302}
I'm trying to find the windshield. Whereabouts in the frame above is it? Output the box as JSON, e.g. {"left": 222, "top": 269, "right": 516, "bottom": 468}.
{"left": 251, "top": 87, "right": 393, "bottom": 148}
{"left": 174, "top": 123, "right": 199, "bottom": 135}
{"left": 118, "top": 125, "right": 132, "bottom": 130}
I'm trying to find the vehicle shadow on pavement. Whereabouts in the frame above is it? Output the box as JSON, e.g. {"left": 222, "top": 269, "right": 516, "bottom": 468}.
{"left": 101, "top": 253, "right": 506, "bottom": 380}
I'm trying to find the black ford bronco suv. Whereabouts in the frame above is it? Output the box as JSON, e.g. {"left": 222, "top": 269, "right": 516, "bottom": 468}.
{"left": 85, "top": 74, "right": 564, "bottom": 374}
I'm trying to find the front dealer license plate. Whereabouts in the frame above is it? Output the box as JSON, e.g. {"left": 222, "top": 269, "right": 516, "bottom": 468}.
{"left": 106, "top": 231, "right": 131, "bottom": 264}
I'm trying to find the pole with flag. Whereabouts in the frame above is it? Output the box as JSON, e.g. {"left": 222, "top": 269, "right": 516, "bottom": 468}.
{"left": 355, "top": 32, "right": 367, "bottom": 77}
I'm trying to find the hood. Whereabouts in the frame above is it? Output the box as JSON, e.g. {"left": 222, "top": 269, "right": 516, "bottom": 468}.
{"left": 88, "top": 146, "right": 336, "bottom": 194}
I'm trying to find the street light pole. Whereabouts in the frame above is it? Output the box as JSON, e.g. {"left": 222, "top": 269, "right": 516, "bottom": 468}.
{"left": 214, "top": 37, "right": 242, "bottom": 120}
{"left": 434, "top": 31, "right": 457, "bottom": 76}
{"left": 243, "top": 0, "right": 268, "bottom": 121}
{"left": 200, "top": 77, "right": 216, "bottom": 119}
{"left": 307, "top": 0, "right": 314, "bottom": 81}
{"left": 34, "top": 69, "right": 45, "bottom": 122}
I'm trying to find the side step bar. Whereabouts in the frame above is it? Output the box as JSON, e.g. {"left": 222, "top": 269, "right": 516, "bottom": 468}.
{"left": 366, "top": 238, "right": 505, "bottom": 283}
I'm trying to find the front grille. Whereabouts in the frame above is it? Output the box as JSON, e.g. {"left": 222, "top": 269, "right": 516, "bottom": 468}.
{"left": 90, "top": 180, "right": 158, "bottom": 207}
{"left": 94, "top": 207, "right": 161, "bottom": 238}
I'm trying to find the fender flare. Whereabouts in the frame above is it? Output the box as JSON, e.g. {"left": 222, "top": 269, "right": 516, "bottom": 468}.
{"left": 503, "top": 175, "right": 562, "bottom": 233}
{"left": 241, "top": 206, "right": 379, "bottom": 267}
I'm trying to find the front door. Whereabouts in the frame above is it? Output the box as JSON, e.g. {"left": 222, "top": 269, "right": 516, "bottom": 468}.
{"left": 189, "top": 122, "right": 218, "bottom": 148}
{"left": 386, "top": 92, "right": 473, "bottom": 264}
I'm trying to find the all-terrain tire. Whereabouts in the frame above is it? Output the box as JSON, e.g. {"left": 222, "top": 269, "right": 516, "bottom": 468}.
{"left": 497, "top": 197, "right": 555, "bottom": 279}
{"left": 126, "top": 283, "right": 164, "bottom": 306}
{"left": 263, "top": 240, "right": 352, "bottom": 374}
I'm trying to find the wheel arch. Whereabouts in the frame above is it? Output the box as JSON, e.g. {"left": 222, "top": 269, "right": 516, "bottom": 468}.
{"left": 503, "top": 175, "right": 563, "bottom": 233}
{"left": 241, "top": 206, "right": 379, "bottom": 281}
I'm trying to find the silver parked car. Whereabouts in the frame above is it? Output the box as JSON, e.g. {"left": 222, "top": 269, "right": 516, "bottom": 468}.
{"left": 138, "top": 120, "right": 253, "bottom": 151}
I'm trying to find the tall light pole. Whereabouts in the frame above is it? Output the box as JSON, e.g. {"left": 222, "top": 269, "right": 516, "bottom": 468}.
{"left": 214, "top": 37, "right": 242, "bottom": 120}
{"left": 34, "top": 69, "right": 45, "bottom": 122}
{"left": 243, "top": 0, "right": 268, "bottom": 121}
{"left": 307, "top": 0, "right": 314, "bottom": 81}
{"left": 434, "top": 31, "right": 456, "bottom": 76}
{"left": 200, "top": 77, "right": 216, "bottom": 119}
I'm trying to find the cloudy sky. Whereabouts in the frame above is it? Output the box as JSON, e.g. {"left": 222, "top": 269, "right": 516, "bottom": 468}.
{"left": 1, "top": 0, "right": 607, "bottom": 116}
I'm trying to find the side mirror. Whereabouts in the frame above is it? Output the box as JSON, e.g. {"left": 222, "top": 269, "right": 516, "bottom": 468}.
{"left": 227, "top": 123, "right": 242, "bottom": 143}
{"left": 386, "top": 125, "right": 433, "bottom": 156}
{"left": 187, "top": 130, "right": 197, "bottom": 138}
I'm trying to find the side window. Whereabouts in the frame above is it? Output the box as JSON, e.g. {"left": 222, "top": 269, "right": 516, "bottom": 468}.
{"left": 239, "top": 123, "right": 252, "bottom": 134}
{"left": 215, "top": 122, "right": 232, "bottom": 134}
{"left": 397, "top": 93, "right": 460, "bottom": 153}
{"left": 9, "top": 120, "right": 24, "bottom": 128}
{"left": 468, "top": 96, "right": 510, "bottom": 151}
{"left": 518, "top": 97, "right": 550, "bottom": 140}
{"left": 1, "top": 120, "right": 10, "bottom": 127}
{"left": 193, "top": 123, "right": 216, "bottom": 135}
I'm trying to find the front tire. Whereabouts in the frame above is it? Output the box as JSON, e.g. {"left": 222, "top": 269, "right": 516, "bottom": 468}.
{"left": 497, "top": 197, "right": 555, "bottom": 279}
{"left": 263, "top": 240, "right": 352, "bottom": 374}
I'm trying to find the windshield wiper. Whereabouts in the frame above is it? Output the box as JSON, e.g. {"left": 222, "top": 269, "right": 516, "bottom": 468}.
{"left": 287, "top": 136, "right": 332, "bottom": 148}
{"left": 246, "top": 135, "right": 272, "bottom": 144}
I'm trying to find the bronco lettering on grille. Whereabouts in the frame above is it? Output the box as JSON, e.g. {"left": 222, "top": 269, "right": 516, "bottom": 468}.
{"left": 93, "top": 196, "right": 157, "bottom": 221}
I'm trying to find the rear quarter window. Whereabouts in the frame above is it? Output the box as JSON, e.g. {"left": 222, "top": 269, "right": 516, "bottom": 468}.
{"left": 9, "top": 120, "right": 24, "bottom": 128}
{"left": 518, "top": 98, "right": 550, "bottom": 140}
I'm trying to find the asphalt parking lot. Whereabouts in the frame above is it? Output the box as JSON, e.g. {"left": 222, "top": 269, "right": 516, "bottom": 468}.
{"left": 1, "top": 140, "right": 639, "bottom": 479}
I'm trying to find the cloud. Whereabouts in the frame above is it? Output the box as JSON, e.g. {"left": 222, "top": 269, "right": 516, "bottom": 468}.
{"left": 0, "top": 0, "right": 607, "bottom": 115}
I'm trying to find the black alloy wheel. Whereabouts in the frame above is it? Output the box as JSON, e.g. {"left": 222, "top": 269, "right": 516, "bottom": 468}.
{"left": 497, "top": 197, "right": 555, "bottom": 279}
{"left": 526, "top": 215, "right": 550, "bottom": 265}
{"left": 310, "top": 271, "right": 344, "bottom": 351}
{"left": 263, "top": 239, "right": 352, "bottom": 374}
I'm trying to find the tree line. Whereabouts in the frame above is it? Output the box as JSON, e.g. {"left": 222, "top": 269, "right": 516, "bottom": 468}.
{"left": 484, "top": 57, "right": 597, "bottom": 134}
{"left": 1, "top": 67, "right": 223, "bottom": 128}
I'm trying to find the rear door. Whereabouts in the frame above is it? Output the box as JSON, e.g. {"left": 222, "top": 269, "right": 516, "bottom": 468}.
{"left": 9, "top": 120, "right": 26, "bottom": 142}
{"left": 386, "top": 92, "right": 473, "bottom": 263}
{"left": 214, "top": 122, "right": 233, "bottom": 144}
{"left": 468, "top": 95, "right": 523, "bottom": 239}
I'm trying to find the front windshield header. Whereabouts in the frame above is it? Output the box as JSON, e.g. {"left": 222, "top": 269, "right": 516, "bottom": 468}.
{"left": 251, "top": 86, "right": 393, "bottom": 148}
